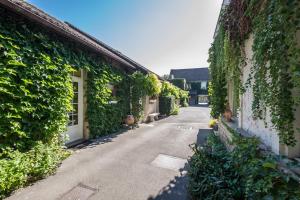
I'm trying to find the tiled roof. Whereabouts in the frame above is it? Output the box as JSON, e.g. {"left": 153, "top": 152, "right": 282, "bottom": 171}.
{"left": 170, "top": 68, "right": 210, "bottom": 82}
{"left": 0, "top": 0, "right": 158, "bottom": 76}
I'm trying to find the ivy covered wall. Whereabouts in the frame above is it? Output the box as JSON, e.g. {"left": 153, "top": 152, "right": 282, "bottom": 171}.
{"left": 209, "top": 0, "right": 300, "bottom": 150}
{"left": 87, "top": 65, "right": 131, "bottom": 137}
{"left": 0, "top": 7, "right": 133, "bottom": 197}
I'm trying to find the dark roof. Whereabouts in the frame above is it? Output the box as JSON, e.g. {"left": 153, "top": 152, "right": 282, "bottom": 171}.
{"left": 0, "top": 0, "right": 159, "bottom": 77}
{"left": 170, "top": 68, "right": 210, "bottom": 82}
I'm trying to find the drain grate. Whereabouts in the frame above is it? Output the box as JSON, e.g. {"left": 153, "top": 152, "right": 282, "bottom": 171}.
{"left": 151, "top": 154, "right": 187, "bottom": 171}
{"left": 60, "top": 183, "right": 97, "bottom": 200}
{"left": 177, "top": 125, "right": 193, "bottom": 130}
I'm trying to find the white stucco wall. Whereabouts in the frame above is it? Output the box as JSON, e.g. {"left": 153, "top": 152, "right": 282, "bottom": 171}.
{"left": 142, "top": 96, "right": 159, "bottom": 122}
{"left": 283, "top": 31, "right": 300, "bottom": 157}
{"left": 239, "top": 34, "right": 280, "bottom": 154}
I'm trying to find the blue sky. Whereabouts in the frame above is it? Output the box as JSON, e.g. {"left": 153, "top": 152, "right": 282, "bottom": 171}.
{"left": 28, "top": 0, "right": 223, "bottom": 75}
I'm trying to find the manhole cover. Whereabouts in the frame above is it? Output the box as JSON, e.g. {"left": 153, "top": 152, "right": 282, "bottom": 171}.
{"left": 60, "top": 183, "right": 97, "bottom": 200}
{"left": 177, "top": 125, "right": 193, "bottom": 130}
{"left": 151, "top": 154, "right": 187, "bottom": 171}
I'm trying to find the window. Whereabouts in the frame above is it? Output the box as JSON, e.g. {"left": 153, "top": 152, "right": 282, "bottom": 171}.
{"left": 201, "top": 81, "right": 207, "bottom": 89}
{"left": 68, "top": 82, "right": 79, "bottom": 126}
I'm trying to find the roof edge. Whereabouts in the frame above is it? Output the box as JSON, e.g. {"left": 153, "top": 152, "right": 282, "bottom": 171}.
{"left": 0, "top": 0, "right": 154, "bottom": 72}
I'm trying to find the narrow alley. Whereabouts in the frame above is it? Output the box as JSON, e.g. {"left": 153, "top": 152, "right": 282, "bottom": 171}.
{"left": 7, "top": 106, "right": 211, "bottom": 200}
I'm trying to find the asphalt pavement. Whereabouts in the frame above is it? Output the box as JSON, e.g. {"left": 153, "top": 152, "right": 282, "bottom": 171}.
{"left": 7, "top": 106, "right": 211, "bottom": 200}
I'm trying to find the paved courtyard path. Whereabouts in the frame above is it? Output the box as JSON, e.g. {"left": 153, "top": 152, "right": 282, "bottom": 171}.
{"left": 7, "top": 106, "right": 211, "bottom": 200}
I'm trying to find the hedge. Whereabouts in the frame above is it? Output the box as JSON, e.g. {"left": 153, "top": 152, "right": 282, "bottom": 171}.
{"left": 159, "top": 96, "right": 175, "bottom": 116}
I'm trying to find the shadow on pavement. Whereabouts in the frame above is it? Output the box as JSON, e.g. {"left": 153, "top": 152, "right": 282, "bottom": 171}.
{"left": 147, "top": 165, "right": 189, "bottom": 200}
{"left": 71, "top": 128, "right": 130, "bottom": 150}
{"left": 147, "top": 128, "right": 212, "bottom": 200}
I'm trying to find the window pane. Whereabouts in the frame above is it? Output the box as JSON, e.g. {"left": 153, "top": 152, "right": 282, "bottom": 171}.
{"left": 73, "top": 114, "right": 78, "bottom": 125}
{"left": 73, "top": 82, "right": 78, "bottom": 93}
{"left": 68, "top": 114, "right": 73, "bottom": 126}
{"left": 73, "top": 103, "right": 78, "bottom": 114}
{"left": 68, "top": 81, "right": 79, "bottom": 126}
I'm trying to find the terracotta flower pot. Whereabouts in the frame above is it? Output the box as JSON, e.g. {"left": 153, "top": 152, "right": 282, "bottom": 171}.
{"left": 125, "top": 115, "right": 135, "bottom": 126}
{"left": 224, "top": 109, "right": 232, "bottom": 122}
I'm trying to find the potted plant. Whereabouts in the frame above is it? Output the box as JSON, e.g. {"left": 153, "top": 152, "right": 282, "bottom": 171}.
{"left": 209, "top": 119, "right": 218, "bottom": 131}
{"left": 125, "top": 115, "right": 135, "bottom": 126}
{"left": 224, "top": 103, "right": 232, "bottom": 122}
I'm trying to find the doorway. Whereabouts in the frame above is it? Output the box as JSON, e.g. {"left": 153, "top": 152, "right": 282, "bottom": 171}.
{"left": 66, "top": 74, "right": 84, "bottom": 143}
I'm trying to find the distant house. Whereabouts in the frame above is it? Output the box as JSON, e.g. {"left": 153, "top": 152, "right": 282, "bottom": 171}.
{"left": 169, "top": 68, "right": 210, "bottom": 105}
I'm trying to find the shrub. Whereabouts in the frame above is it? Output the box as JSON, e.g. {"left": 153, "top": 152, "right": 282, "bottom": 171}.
{"left": 129, "top": 72, "right": 162, "bottom": 123}
{"left": 179, "top": 90, "right": 189, "bottom": 107}
{"left": 160, "top": 81, "right": 179, "bottom": 98}
{"left": 160, "top": 81, "right": 188, "bottom": 108}
{"left": 188, "top": 134, "right": 300, "bottom": 200}
{"left": 146, "top": 73, "right": 161, "bottom": 97}
{"left": 171, "top": 104, "right": 179, "bottom": 115}
{"left": 208, "top": 119, "right": 217, "bottom": 128}
{"left": 0, "top": 142, "right": 70, "bottom": 198}
{"left": 159, "top": 96, "right": 175, "bottom": 116}
{"left": 181, "top": 98, "right": 189, "bottom": 107}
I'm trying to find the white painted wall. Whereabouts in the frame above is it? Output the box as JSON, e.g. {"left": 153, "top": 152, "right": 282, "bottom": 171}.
{"left": 239, "top": 34, "right": 280, "bottom": 154}
{"left": 143, "top": 96, "right": 159, "bottom": 122}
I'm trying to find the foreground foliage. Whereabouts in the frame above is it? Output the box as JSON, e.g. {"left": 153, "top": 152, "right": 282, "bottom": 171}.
{"left": 0, "top": 142, "right": 70, "bottom": 198}
{"left": 188, "top": 134, "right": 300, "bottom": 200}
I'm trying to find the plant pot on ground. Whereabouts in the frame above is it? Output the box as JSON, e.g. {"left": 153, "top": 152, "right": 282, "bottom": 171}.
{"left": 125, "top": 115, "right": 135, "bottom": 126}
{"left": 224, "top": 103, "right": 232, "bottom": 122}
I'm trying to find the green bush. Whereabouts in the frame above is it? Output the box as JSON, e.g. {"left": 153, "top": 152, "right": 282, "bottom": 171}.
{"left": 181, "top": 99, "right": 189, "bottom": 107}
{"left": 129, "top": 72, "right": 161, "bottom": 123}
{"left": 160, "top": 81, "right": 188, "bottom": 108}
{"left": 171, "top": 104, "right": 179, "bottom": 115}
{"left": 159, "top": 96, "right": 175, "bottom": 116}
{"left": 160, "top": 81, "right": 180, "bottom": 98}
{"left": 179, "top": 90, "right": 189, "bottom": 107}
{"left": 188, "top": 133, "right": 300, "bottom": 200}
{"left": 0, "top": 142, "right": 70, "bottom": 198}
{"left": 146, "top": 73, "right": 161, "bottom": 97}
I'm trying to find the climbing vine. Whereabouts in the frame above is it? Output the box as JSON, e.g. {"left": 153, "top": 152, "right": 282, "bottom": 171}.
{"left": 249, "top": 0, "right": 300, "bottom": 146}
{"left": 130, "top": 72, "right": 161, "bottom": 122}
{"left": 209, "top": 0, "right": 300, "bottom": 145}
{"left": 87, "top": 63, "right": 130, "bottom": 137}
{"left": 208, "top": 25, "right": 227, "bottom": 118}
{"left": 0, "top": 6, "right": 134, "bottom": 197}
